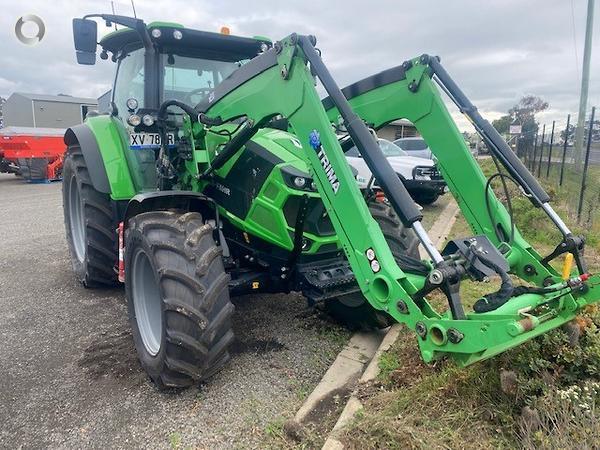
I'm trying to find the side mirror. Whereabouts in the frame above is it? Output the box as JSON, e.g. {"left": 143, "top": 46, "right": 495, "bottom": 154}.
{"left": 73, "top": 18, "right": 97, "bottom": 65}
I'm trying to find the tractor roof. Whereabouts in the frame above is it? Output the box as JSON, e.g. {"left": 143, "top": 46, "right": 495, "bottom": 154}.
{"left": 99, "top": 21, "right": 271, "bottom": 62}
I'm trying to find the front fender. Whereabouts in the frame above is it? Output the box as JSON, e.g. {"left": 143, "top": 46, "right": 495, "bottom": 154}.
{"left": 64, "top": 116, "right": 137, "bottom": 200}
{"left": 123, "top": 191, "right": 219, "bottom": 231}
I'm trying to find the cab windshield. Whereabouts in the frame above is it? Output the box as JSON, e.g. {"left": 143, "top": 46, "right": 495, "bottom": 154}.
{"left": 162, "top": 53, "right": 246, "bottom": 105}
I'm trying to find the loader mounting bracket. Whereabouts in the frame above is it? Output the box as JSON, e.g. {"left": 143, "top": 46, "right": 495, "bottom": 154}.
{"left": 542, "top": 234, "right": 587, "bottom": 274}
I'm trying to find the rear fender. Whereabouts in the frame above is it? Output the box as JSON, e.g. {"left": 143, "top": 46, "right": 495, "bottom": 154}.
{"left": 64, "top": 116, "right": 136, "bottom": 199}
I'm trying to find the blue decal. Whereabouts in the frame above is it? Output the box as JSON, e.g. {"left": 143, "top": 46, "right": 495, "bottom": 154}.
{"left": 309, "top": 130, "right": 321, "bottom": 149}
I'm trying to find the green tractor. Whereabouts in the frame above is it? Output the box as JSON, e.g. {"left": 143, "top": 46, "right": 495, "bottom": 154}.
{"left": 64, "top": 14, "right": 599, "bottom": 389}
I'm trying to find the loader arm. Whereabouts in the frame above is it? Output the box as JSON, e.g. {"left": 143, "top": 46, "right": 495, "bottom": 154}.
{"left": 323, "top": 55, "right": 589, "bottom": 280}
{"left": 323, "top": 58, "right": 557, "bottom": 286}
{"left": 193, "top": 34, "right": 600, "bottom": 366}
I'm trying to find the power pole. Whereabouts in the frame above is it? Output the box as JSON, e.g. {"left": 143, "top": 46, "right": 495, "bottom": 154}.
{"left": 574, "top": 0, "right": 595, "bottom": 170}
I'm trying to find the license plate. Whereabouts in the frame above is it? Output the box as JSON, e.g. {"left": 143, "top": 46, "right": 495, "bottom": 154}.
{"left": 129, "top": 133, "right": 175, "bottom": 149}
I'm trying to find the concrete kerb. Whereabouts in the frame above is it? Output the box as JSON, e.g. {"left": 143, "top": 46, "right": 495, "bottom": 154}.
{"left": 307, "top": 199, "right": 461, "bottom": 450}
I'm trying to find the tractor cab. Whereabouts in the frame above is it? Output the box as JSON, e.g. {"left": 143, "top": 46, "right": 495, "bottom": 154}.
{"left": 98, "top": 21, "right": 270, "bottom": 112}
{"left": 72, "top": 15, "right": 271, "bottom": 190}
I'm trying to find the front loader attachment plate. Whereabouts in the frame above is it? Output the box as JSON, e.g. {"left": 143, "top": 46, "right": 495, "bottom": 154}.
{"left": 415, "top": 273, "right": 599, "bottom": 365}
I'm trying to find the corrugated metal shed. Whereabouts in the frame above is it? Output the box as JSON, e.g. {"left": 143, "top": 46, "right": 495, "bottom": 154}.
{"left": 3, "top": 93, "right": 98, "bottom": 128}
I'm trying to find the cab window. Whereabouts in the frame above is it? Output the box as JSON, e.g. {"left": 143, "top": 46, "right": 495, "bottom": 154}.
{"left": 162, "top": 54, "right": 244, "bottom": 105}
{"left": 112, "top": 48, "right": 145, "bottom": 122}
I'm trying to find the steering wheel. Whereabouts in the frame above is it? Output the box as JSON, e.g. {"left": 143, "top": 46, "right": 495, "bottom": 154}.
{"left": 184, "top": 87, "right": 214, "bottom": 105}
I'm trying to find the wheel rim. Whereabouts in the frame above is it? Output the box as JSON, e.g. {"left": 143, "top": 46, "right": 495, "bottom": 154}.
{"left": 131, "top": 248, "right": 163, "bottom": 356}
{"left": 68, "top": 175, "right": 86, "bottom": 262}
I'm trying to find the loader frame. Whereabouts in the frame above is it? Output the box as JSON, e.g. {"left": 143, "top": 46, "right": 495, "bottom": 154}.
{"left": 191, "top": 34, "right": 598, "bottom": 365}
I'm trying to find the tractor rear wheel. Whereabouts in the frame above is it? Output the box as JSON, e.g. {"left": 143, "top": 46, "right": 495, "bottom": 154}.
{"left": 62, "top": 144, "right": 117, "bottom": 287}
{"left": 323, "top": 200, "right": 419, "bottom": 330}
{"left": 125, "top": 211, "right": 234, "bottom": 389}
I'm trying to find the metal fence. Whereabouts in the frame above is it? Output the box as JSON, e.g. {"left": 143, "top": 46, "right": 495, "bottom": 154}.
{"left": 520, "top": 106, "right": 599, "bottom": 227}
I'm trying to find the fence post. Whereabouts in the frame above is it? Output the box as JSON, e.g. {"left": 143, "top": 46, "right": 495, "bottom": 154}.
{"left": 537, "top": 124, "right": 546, "bottom": 177}
{"left": 577, "top": 106, "right": 595, "bottom": 222}
{"left": 546, "top": 121, "right": 555, "bottom": 178}
{"left": 559, "top": 114, "right": 571, "bottom": 186}
{"left": 531, "top": 132, "right": 539, "bottom": 171}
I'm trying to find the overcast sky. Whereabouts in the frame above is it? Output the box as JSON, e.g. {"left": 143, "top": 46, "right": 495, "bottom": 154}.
{"left": 1, "top": 0, "right": 598, "bottom": 131}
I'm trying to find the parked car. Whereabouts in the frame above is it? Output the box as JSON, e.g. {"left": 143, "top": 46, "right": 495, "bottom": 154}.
{"left": 346, "top": 138, "right": 447, "bottom": 205}
{"left": 396, "top": 135, "right": 480, "bottom": 158}
{"left": 393, "top": 137, "right": 432, "bottom": 159}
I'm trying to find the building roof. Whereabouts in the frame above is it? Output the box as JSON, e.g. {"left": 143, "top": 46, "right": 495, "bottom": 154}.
{"left": 10, "top": 93, "right": 97, "bottom": 105}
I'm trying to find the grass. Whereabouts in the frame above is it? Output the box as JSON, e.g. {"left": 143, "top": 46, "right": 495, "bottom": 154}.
{"left": 337, "top": 158, "right": 600, "bottom": 449}
{"left": 261, "top": 157, "right": 600, "bottom": 448}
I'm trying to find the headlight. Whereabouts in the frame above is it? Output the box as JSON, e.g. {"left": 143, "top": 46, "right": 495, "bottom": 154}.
{"left": 173, "top": 30, "right": 183, "bottom": 40}
{"left": 126, "top": 98, "right": 138, "bottom": 111}
{"left": 370, "top": 259, "right": 381, "bottom": 273}
{"left": 151, "top": 29, "right": 161, "bottom": 38}
{"left": 142, "top": 114, "right": 155, "bottom": 126}
{"left": 127, "top": 114, "right": 141, "bottom": 127}
{"left": 293, "top": 176, "right": 307, "bottom": 188}
{"left": 281, "top": 166, "right": 316, "bottom": 191}
{"left": 413, "top": 167, "right": 432, "bottom": 181}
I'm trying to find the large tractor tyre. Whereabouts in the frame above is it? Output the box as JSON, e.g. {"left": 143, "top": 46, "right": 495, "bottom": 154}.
{"left": 324, "top": 200, "right": 420, "bottom": 330}
{"left": 62, "top": 144, "right": 118, "bottom": 287}
{"left": 125, "top": 211, "right": 234, "bottom": 389}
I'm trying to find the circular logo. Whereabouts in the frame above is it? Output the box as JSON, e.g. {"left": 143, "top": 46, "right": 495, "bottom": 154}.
{"left": 15, "top": 14, "right": 46, "bottom": 46}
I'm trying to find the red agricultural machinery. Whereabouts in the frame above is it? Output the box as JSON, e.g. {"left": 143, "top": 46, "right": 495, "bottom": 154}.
{"left": 0, "top": 127, "right": 65, "bottom": 182}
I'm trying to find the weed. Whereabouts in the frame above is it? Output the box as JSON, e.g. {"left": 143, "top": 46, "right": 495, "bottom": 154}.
{"left": 264, "top": 418, "right": 286, "bottom": 439}
{"left": 168, "top": 432, "right": 182, "bottom": 449}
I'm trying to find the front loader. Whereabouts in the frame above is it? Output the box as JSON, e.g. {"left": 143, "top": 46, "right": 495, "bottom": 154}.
{"left": 62, "top": 14, "right": 600, "bottom": 389}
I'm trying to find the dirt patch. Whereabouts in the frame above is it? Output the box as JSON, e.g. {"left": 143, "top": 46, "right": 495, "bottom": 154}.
{"left": 78, "top": 328, "right": 142, "bottom": 383}
{"left": 274, "top": 386, "right": 354, "bottom": 448}
{"left": 303, "top": 385, "right": 352, "bottom": 426}
{"left": 387, "top": 348, "right": 433, "bottom": 389}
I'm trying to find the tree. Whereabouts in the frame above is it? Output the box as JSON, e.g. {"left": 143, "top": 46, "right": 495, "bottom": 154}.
{"left": 508, "top": 95, "right": 549, "bottom": 124}
{"left": 492, "top": 95, "right": 549, "bottom": 156}
{"left": 492, "top": 115, "right": 512, "bottom": 135}
{"left": 560, "top": 123, "right": 575, "bottom": 145}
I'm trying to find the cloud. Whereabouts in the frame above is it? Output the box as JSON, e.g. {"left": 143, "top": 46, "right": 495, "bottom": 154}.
{"left": 0, "top": 0, "right": 597, "bottom": 131}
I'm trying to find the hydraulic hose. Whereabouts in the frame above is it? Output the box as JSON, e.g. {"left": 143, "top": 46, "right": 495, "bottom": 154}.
{"left": 471, "top": 245, "right": 514, "bottom": 313}
{"left": 157, "top": 99, "right": 199, "bottom": 121}
{"left": 154, "top": 100, "right": 199, "bottom": 190}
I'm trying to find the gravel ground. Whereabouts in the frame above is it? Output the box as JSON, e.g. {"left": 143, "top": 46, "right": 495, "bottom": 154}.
{"left": 0, "top": 173, "right": 450, "bottom": 449}
{"left": 0, "top": 174, "right": 350, "bottom": 449}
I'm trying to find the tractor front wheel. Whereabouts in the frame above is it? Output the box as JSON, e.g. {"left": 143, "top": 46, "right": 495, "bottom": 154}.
{"left": 62, "top": 144, "right": 117, "bottom": 287}
{"left": 125, "top": 211, "right": 234, "bottom": 389}
{"left": 412, "top": 192, "right": 439, "bottom": 205}
{"left": 323, "top": 200, "right": 420, "bottom": 330}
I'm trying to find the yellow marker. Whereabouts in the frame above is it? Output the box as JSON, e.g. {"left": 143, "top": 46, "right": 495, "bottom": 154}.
{"left": 220, "top": 26, "right": 230, "bottom": 35}
{"left": 252, "top": 281, "right": 260, "bottom": 289}
{"left": 562, "top": 252, "right": 574, "bottom": 280}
